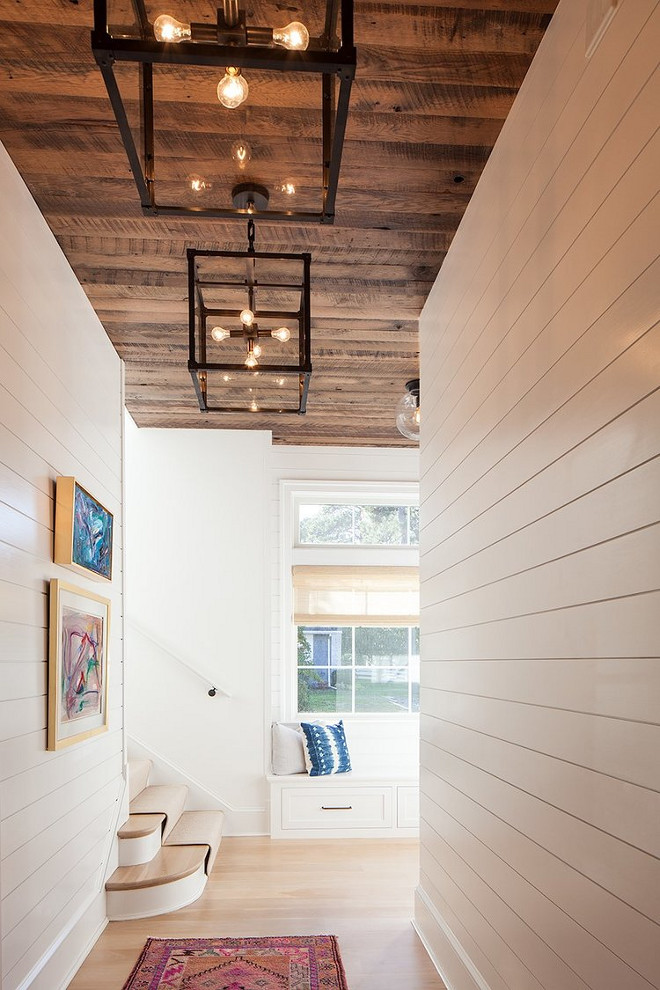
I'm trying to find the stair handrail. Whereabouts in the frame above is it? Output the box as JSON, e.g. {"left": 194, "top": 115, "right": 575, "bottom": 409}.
{"left": 127, "top": 618, "right": 231, "bottom": 697}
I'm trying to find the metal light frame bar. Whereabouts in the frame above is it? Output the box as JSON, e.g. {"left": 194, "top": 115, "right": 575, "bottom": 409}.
{"left": 188, "top": 247, "right": 312, "bottom": 414}
{"left": 91, "top": 0, "right": 355, "bottom": 223}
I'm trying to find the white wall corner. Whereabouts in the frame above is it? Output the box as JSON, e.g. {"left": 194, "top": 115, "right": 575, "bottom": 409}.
{"left": 16, "top": 893, "right": 108, "bottom": 990}
{"left": 128, "top": 736, "right": 268, "bottom": 836}
{"left": 414, "top": 888, "right": 488, "bottom": 990}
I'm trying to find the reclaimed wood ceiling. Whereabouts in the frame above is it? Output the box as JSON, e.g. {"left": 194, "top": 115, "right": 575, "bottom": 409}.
{"left": 0, "top": 0, "right": 558, "bottom": 445}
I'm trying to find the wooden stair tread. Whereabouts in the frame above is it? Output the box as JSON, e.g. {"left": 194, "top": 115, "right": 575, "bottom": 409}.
{"left": 105, "top": 845, "right": 208, "bottom": 891}
{"left": 118, "top": 813, "right": 165, "bottom": 840}
{"left": 130, "top": 784, "right": 187, "bottom": 840}
{"left": 164, "top": 811, "right": 225, "bottom": 875}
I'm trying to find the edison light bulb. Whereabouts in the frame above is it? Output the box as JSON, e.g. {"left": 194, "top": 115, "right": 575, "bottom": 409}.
{"left": 217, "top": 68, "right": 249, "bottom": 109}
{"left": 153, "top": 14, "right": 191, "bottom": 42}
{"left": 245, "top": 352, "right": 258, "bottom": 369}
{"left": 211, "top": 326, "right": 230, "bottom": 341}
{"left": 253, "top": 343, "right": 263, "bottom": 358}
{"left": 240, "top": 308, "right": 254, "bottom": 327}
{"left": 188, "top": 174, "right": 211, "bottom": 192}
{"left": 272, "top": 21, "right": 309, "bottom": 51}
{"left": 271, "top": 326, "right": 291, "bottom": 342}
{"left": 231, "top": 140, "right": 252, "bottom": 167}
{"left": 280, "top": 182, "right": 296, "bottom": 196}
{"left": 250, "top": 399, "right": 259, "bottom": 412}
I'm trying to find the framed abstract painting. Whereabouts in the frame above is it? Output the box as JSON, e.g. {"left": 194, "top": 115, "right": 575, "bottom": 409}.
{"left": 54, "top": 477, "right": 113, "bottom": 581}
{"left": 48, "top": 580, "right": 111, "bottom": 750}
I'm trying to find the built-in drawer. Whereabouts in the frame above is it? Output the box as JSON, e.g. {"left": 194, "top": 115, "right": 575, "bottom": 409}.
{"left": 281, "top": 786, "right": 393, "bottom": 830}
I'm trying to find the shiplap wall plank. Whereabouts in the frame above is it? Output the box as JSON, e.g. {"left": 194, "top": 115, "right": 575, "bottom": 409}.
{"left": 421, "top": 712, "right": 660, "bottom": 856}
{"left": 0, "top": 141, "right": 124, "bottom": 990}
{"left": 421, "top": 799, "right": 658, "bottom": 990}
{"left": 421, "top": 657, "right": 660, "bottom": 722}
{"left": 416, "top": 1, "right": 660, "bottom": 988}
{"left": 422, "top": 387, "right": 660, "bottom": 573}
{"left": 423, "top": 456, "right": 660, "bottom": 598}
{"left": 422, "top": 0, "right": 658, "bottom": 381}
{"left": 420, "top": 856, "right": 593, "bottom": 990}
{"left": 424, "top": 48, "right": 660, "bottom": 436}
{"left": 421, "top": 746, "right": 660, "bottom": 927}
{"left": 421, "top": 862, "right": 547, "bottom": 990}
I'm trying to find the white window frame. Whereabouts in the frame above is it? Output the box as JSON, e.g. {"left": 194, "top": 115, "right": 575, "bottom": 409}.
{"left": 280, "top": 480, "right": 419, "bottom": 721}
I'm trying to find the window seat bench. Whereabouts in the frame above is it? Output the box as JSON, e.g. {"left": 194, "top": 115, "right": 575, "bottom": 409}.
{"left": 267, "top": 772, "right": 419, "bottom": 839}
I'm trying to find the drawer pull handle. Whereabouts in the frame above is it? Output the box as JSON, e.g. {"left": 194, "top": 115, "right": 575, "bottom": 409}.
{"left": 321, "top": 805, "right": 353, "bottom": 811}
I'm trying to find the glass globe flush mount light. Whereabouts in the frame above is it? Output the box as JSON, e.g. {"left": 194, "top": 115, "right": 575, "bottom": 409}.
{"left": 92, "top": 0, "right": 355, "bottom": 222}
{"left": 396, "top": 379, "right": 421, "bottom": 441}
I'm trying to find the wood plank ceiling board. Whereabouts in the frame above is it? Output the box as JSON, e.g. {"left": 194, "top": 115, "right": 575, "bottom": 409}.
{"left": 0, "top": 0, "right": 558, "bottom": 446}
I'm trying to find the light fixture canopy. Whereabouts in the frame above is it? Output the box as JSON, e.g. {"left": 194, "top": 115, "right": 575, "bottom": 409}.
{"left": 188, "top": 220, "right": 312, "bottom": 414}
{"left": 91, "top": 0, "right": 356, "bottom": 223}
{"left": 396, "top": 378, "right": 420, "bottom": 441}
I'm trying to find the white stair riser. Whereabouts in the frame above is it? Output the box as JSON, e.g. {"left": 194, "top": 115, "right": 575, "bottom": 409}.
{"left": 106, "top": 865, "right": 207, "bottom": 921}
{"left": 118, "top": 828, "right": 163, "bottom": 867}
{"left": 128, "top": 759, "right": 152, "bottom": 802}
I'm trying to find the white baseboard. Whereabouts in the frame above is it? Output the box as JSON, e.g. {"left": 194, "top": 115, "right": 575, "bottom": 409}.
{"left": 128, "top": 735, "right": 268, "bottom": 835}
{"left": 16, "top": 891, "right": 108, "bottom": 990}
{"left": 57, "top": 914, "right": 108, "bottom": 990}
{"left": 413, "top": 887, "right": 489, "bottom": 990}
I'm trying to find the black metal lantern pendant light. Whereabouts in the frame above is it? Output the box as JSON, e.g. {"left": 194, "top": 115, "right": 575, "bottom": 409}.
{"left": 188, "top": 220, "right": 312, "bottom": 414}
{"left": 91, "top": 0, "right": 355, "bottom": 223}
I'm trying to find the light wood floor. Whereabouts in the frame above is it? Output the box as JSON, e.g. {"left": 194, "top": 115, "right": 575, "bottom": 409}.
{"left": 69, "top": 836, "right": 446, "bottom": 989}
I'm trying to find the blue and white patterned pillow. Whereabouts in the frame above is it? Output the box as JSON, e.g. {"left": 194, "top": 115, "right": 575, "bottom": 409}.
{"left": 300, "top": 720, "right": 352, "bottom": 776}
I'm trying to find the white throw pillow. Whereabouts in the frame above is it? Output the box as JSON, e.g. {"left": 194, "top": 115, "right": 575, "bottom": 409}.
{"left": 271, "top": 722, "right": 306, "bottom": 775}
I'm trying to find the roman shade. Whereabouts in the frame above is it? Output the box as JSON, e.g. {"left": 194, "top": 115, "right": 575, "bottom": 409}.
{"left": 293, "top": 565, "right": 419, "bottom": 626}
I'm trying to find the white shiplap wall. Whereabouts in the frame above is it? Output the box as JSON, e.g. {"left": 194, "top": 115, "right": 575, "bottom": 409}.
{"left": 416, "top": 2, "right": 660, "bottom": 989}
{"left": 0, "top": 144, "right": 125, "bottom": 990}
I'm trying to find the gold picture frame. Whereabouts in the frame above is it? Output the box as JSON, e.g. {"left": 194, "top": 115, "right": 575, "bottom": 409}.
{"left": 48, "top": 579, "right": 111, "bottom": 751}
{"left": 54, "top": 476, "right": 114, "bottom": 582}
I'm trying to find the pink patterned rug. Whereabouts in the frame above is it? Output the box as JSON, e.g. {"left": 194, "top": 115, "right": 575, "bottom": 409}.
{"left": 121, "top": 935, "right": 349, "bottom": 990}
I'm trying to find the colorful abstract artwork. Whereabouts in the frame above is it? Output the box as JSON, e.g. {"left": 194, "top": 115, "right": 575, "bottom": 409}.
{"left": 54, "top": 476, "right": 113, "bottom": 581}
{"left": 48, "top": 580, "right": 110, "bottom": 750}
{"left": 72, "top": 483, "right": 113, "bottom": 579}
{"left": 61, "top": 605, "right": 103, "bottom": 721}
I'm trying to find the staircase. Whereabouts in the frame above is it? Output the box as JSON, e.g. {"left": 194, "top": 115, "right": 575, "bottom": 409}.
{"left": 105, "top": 758, "right": 224, "bottom": 920}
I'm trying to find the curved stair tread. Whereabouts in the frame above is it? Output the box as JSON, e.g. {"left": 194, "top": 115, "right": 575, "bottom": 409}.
{"left": 130, "top": 784, "right": 187, "bottom": 840}
{"left": 164, "top": 811, "right": 225, "bottom": 875}
{"left": 106, "top": 845, "right": 208, "bottom": 891}
{"left": 118, "top": 813, "right": 165, "bottom": 840}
